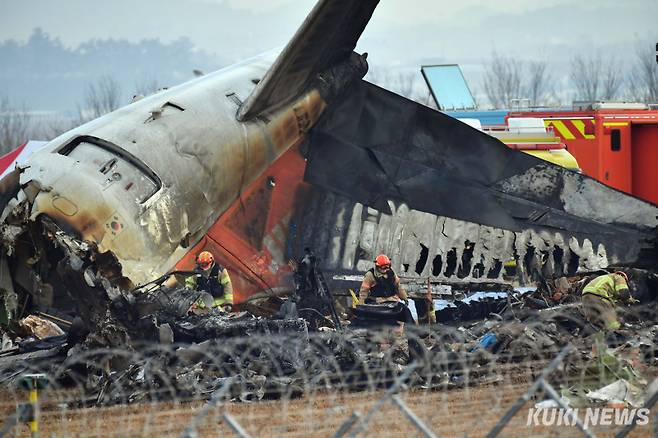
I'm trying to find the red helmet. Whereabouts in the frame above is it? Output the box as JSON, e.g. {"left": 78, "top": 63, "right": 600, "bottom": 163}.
{"left": 196, "top": 251, "right": 214, "bottom": 270}
{"left": 375, "top": 254, "right": 391, "bottom": 268}
{"left": 614, "top": 271, "right": 628, "bottom": 283}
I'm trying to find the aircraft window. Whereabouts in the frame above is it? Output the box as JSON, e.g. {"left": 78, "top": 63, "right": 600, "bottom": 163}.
{"left": 65, "top": 141, "right": 159, "bottom": 203}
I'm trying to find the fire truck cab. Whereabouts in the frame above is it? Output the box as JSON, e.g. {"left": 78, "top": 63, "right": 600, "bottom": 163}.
{"left": 511, "top": 102, "right": 658, "bottom": 204}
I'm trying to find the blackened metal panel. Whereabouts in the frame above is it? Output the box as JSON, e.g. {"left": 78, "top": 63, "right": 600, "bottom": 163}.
{"left": 304, "top": 80, "right": 658, "bottom": 268}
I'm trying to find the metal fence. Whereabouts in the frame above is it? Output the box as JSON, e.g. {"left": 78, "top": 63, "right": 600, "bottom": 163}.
{"left": 0, "top": 304, "right": 656, "bottom": 437}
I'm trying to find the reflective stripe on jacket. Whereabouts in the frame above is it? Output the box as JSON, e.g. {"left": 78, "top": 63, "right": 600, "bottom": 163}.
{"left": 197, "top": 294, "right": 234, "bottom": 310}
{"left": 582, "top": 274, "right": 628, "bottom": 302}
{"left": 185, "top": 264, "right": 234, "bottom": 306}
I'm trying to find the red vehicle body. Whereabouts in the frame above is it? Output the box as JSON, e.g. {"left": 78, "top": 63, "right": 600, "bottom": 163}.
{"left": 510, "top": 105, "right": 658, "bottom": 204}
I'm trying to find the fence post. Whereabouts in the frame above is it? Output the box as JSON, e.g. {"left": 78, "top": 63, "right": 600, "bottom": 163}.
{"left": 539, "top": 378, "right": 594, "bottom": 438}
{"left": 222, "top": 413, "right": 252, "bottom": 438}
{"left": 0, "top": 374, "right": 49, "bottom": 438}
{"left": 390, "top": 395, "right": 438, "bottom": 438}
{"left": 486, "top": 345, "right": 574, "bottom": 438}
{"left": 332, "top": 412, "right": 362, "bottom": 438}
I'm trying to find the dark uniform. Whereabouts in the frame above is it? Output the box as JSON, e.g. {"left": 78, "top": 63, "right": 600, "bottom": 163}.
{"left": 186, "top": 262, "right": 234, "bottom": 308}
{"left": 359, "top": 267, "right": 408, "bottom": 304}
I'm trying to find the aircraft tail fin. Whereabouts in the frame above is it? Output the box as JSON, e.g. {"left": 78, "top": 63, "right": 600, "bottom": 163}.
{"left": 237, "top": 0, "right": 379, "bottom": 121}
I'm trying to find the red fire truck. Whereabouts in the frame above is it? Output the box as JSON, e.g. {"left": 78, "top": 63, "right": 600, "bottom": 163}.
{"left": 510, "top": 102, "right": 658, "bottom": 204}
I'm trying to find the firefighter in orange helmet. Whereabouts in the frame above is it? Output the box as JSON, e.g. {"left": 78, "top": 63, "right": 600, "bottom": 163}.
{"left": 185, "top": 251, "right": 234, "bottom": 311}
{"left": 359, "top": 254, "right": 408, "bottom": 305}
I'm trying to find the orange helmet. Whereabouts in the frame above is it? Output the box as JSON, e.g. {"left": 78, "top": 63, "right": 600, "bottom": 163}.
{"left": 614, "top": 271, "right": 628, "bottom": 283}
{"left": 196, "top": 251, "right": 214, "bottom": 270}
{"left": 375, "top": 254, "right": 391, "bottom": 269}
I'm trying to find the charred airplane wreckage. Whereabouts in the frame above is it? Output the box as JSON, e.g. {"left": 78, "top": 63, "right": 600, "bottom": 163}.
{"left": 0, "top": 0, "right": 657, "bottom": 401}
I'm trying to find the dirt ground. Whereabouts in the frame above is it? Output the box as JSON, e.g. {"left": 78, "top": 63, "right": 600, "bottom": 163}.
{"left": 1, "top": 382, "right": 654, "bottom": 437}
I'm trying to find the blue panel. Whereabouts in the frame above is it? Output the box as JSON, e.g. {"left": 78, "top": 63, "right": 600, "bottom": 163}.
{"left": 421, "top": 65, "right": 476, "bottom": 111}
{"left": 445, "top": 110, "right": 509, "bottom": 126}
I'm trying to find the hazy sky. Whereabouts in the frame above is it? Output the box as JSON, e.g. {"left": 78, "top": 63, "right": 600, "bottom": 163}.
{"left": 1, "top": 0, "right": 656, "bottom": 110}
{"left": 1, "top": 0, "right": 656, "bottom": 66}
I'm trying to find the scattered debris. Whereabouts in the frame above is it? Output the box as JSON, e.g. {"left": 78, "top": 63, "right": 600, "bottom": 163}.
{"left": 18, "top": 315, "right": 64, "bottom": 340}
{"left": 0, "top": 234, "right": 654, "bottom": 412}
{"left": 0, "top": 267, "right": 653, "bottom": 411}
{"left": 586, "top": 380, "right": 645, "bottom": 408}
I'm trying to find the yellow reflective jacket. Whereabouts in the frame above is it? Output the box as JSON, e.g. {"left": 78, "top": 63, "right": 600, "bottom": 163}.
{"left": 185, "top": 266, "right": 234, "bottom": 308}
{"left": 582, "top": 274, "right": 629, "bottom": 302}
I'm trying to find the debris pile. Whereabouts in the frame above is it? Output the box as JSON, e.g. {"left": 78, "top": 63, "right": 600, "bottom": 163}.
{"left": 0, "top": 267, "right": 655, "bottom": 411}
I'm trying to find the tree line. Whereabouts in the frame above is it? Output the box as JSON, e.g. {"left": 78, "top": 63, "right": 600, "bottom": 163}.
{"left": 0, "top": 28, "right": 222, "bottom": 153}
{"left": 1, "top": 30, "right": 656, "bottom": 154}
{"left": 482, "top": 40, "right": 657, "bottom": 109}
{"left": 0, "top": 28, "right": 220, "bottom": 111}
{"left": 365, "top": 38, "right": 656, "bottom": 111}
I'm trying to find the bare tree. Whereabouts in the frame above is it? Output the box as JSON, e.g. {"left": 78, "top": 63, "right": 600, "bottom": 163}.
{"left": 366, "top": 68, "right": 434, "bottom": 107}
{"left": 482, "top": 51, "right": 523, "bottom": 109}
{"left": 569, "top": 51, "right": 622, "bottom": 101}
{"left": 601, "top": 58, "right": 622, "bottom": 100}
{"left": 396, "top": 72, "right": 417, "bottom": 100}
{"left": 79, "top": 75, "right": 122, "bottom": 122}
{"left": 524, "top": 60, "right": 552, "bottom": 107}
{"left": 570, "top": 53, "right": 602, "bottom": 101}
{"left": 396, "top": 72, "right": 436, "bottom": 106}
{"left": 365, "top": 67, "right": 393, "bottom": 90}
{"left": 134, "top": 76, "right": 160, "bottom": 97}
{"left": 0, "top": 96, "right": 30, "bottom": 154}
{"left": 627, "top": 39, "right": 658, "bottom": 103}
{"left": 37, "top": 116, "right": 77, "bottom": 141}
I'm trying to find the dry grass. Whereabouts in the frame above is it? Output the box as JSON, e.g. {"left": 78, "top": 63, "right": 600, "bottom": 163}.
{"left": 1, "top": 383, "right": 654, "bottom": 437}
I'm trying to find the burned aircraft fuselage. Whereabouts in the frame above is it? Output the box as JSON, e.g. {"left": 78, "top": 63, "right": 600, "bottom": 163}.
{"left": 1, "top": 56, "right": 340, "bottom": 300}
{"left": 1, "top": 0, "right": 655, "bottom": 324}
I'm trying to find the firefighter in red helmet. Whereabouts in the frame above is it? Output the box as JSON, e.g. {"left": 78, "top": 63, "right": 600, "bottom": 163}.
{"left": 359, "top": 254, "right": 408, "bottom": 305}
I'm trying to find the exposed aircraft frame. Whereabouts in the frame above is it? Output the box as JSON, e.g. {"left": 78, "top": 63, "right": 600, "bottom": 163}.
{"left": 0, "top": 0, "right": 655, "bottom": 326}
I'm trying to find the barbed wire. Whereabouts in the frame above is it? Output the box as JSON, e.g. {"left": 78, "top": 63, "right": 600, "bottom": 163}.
{"left": 0, "top": 303, "right": 656, "bottom": 437}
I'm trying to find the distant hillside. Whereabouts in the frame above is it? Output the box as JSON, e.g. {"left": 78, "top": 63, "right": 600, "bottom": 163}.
{"left": 0, "top": 28, "right": 224, "bottom": 112}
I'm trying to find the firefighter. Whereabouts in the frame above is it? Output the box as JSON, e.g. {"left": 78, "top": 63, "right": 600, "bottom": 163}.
{"left": 359, "top": 254, "right": 426, "bottom": 362}
{"left": 359, "top": 254, "right": 408, "bottom": 305}
{"left": 581, "top": 271, "right": 636, "bottom": 330}
{"left": 186, "top": 251, "right": 234, "bottom": 311}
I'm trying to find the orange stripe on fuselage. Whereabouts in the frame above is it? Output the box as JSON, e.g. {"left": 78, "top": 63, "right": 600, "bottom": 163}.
{"left": 174, "top": 144, "right": 308, "bottom": 303}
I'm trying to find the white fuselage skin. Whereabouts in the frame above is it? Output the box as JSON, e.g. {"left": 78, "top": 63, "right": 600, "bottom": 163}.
{"left": 16, "top": 53, "right": 326, "bottom": 285}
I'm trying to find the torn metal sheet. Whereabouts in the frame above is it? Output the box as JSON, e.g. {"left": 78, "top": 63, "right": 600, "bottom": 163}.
{"left": 172, "top": 313, "right": 309, "bottom": 343}
{"left": 301, "top": 80, "right": 658, "bottom": 278}
{"left": 0, "top": 254, "right": 17, "bottom": 324}
{"left": 0, "top": 0, "right": 655, "bottom": 324}
{"left": 284, "top": 185, "right": 645, "bottom": 285}
{"left": 586, "top": 379, "right": 645, "bottom": 408}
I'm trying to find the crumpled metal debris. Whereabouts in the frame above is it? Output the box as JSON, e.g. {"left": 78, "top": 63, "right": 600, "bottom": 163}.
{"left": 586, "top": 379, "right": 645, "bottom": 408}
{"left": 0, "top": 254, "right": 654, "bottom": 412}
{"left": 18, "top": 315, "right": 65, "bottom": 339}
